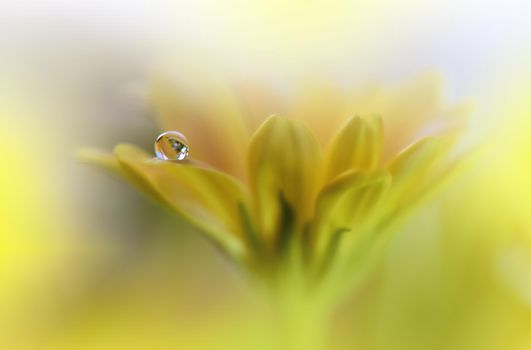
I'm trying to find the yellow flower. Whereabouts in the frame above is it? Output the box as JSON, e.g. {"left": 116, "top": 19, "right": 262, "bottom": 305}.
{"left": 79, "top": 74, "right": 468, "bottom": 297}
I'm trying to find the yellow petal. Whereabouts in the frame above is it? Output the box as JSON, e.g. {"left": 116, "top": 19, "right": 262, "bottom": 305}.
{"left": 312, "top": 170, "right": 391, "bottom": 258}
{"left": 388, "top": 136, "right": 444, "bottom": 191}
{"left": 362, "top": 73, "right": 445, "bottom": 159}
{"left": 148, "top": 70, "right": 249, "bottom": 179}
{"left": 247, "top": 116, "right": 323, "bottom": 244}
{"left": 289, "top": 82, "right": 353, "bottom": 146}
{"left": 77, "top": 147, "right": 163, "bottom": 200}
{"left": 77, "top": 148, "right": 120, "bottom": 171}
{"left": 290, "top": 74, "right": 450, "bottom": 159}
{"left": 323, "top": 115, "right": 383, "bottom": 184}
{"left": 87, "top": 144, "right": 249, "bottom": 259}
{"left": 381, "top": 135, "right": 459, "bottom": 230}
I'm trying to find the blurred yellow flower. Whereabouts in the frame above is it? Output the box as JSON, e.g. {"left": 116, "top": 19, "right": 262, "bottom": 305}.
{"left": 80, "top": 74, "right": 467, "bottom": 299}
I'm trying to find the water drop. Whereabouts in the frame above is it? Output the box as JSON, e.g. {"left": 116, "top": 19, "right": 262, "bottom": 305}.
{"left": 154, "top": 131, "right": 190, "bottom": 161}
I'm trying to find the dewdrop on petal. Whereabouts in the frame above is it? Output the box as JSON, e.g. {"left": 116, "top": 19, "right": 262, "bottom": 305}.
{"left": 154, "top": 131, "right": 190, "bottom": 161}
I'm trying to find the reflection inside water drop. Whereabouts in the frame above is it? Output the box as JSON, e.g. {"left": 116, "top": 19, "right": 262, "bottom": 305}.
{"left": 154, "top": 131, "right": 189, "bottom": 161}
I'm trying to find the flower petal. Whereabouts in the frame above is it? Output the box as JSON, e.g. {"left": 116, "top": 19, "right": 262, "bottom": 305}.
{"left": 359, "top": 73, "right": 446, "bottom": 159}
{"left": 323, "top": 115, "right": 383, "bottom": 183}
{"left": 380, "top": 135, "right": 459, "bottom": 230}
{"left": 77, "top": 147, "right": 163, "bottom": 199}
{"left": 289, "top": 82, "right": 355, "bottom": 146}
{"left": 86, "top": 144, "right": 250, "bottom": 259}
{"left": 388, "top": 136, "right": 446, "bottom": 196}
{"left": 77, "top": 148, "right": 120, "bottom": 171}
{"left": 148, "top": 71, "right": 249, "bottom": 180}
{"left": 247, "top": 116, "right": 323, "bottom": 244}
{"left": 312, "top": 170, "right": 391, "bottom": 258}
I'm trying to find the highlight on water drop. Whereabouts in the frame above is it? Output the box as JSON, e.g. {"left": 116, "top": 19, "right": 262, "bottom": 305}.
{"left": 154, "top": 131, "right": 190, "bottom": 161}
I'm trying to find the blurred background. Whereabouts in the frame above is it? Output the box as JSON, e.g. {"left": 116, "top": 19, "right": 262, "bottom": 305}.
{"left": 1, "top": 0, "right": 530, "bottom": 349}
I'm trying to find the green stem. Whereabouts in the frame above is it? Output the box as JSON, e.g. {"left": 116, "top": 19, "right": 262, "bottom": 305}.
{"left": 277, "top": 304, "right": 327, "bottom": 350}
{"left": 267, "top": 282, "right": 330, "bottom": 350}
